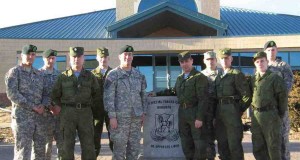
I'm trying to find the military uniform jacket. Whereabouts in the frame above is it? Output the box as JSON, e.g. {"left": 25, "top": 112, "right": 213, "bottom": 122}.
{"left": 104, "top": 66, "right": 147, "bottom": 118}
{"left": 269, "top": 59, "right": 294, "bottom": 92}
{"left": 5, "top": 65, "right": 44, "bottom": 118}
{"left": 40, "top": 68, "right": 60, "bottom": 107}
{"left": 91, "top": 66, "right": 112, "bottom": 118}
{"left": 51, "top": 68, "right": 100, "bottom": 106}
{"left": 175, "top": 68, "right": 208, "bottom": 121}
{"left": 201, "top": 68, "right": 222, "bottom": 99}
{"left": 251, "top": 69, "right": 287, "bottom": 117}
{"left": 216, "top": 68, "right": 252, "bottom": 112}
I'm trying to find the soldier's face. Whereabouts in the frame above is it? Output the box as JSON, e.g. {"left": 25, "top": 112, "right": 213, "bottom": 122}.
{"left": 43, "top": 56, "right": 56, "bottom": 68}
{"left": 220, "top": 56, "right": 232, "bottom": 69}
{"left": 265, "top": 47, "right": 277, "bottom": 61}
{"left": 179, "top": 58, "right": 193, "bottom": 73}
{"left": 21, "top": 52, "right": 36, "bottom": 66}
{"left": 203, "top": 58, "right": 217, "bottom": 69}
{"left": 119, "top": 52, "right": 133, "bottom": 66}
{"left": 97, "top": 55, "right": 109, "bottom": 67}
{"left": 70, "top": 55, "right": 84, "bottom": 67}
{"left": 254, "top": 57, "right": 268, "bottom": 73}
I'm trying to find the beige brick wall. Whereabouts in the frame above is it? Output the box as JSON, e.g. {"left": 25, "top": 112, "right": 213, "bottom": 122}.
{"left": 116, "top": 0, "right": 138, "bottom": 21}
{"left": 1, "top": 35, "right": 300, "bottom": 93}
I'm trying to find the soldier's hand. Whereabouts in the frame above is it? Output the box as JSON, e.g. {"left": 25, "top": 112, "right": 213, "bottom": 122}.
{"left": 110, "top": 118, "right": 118, "bottom": 129}
{"left": 195, "top": 120, "right": 203, "bottom": 128}
{"left": 50, "top": 105, "right": 61, "bottom": 115}
{"left": 33, "top": 105, "right": 45, "bottom": 114}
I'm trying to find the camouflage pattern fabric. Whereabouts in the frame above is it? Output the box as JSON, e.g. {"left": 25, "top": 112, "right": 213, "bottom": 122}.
{"left": 5, "top": 65, "right": 46, "bottom": 160}
{"left": 39, "top": 68, "right": 63, "bottom": 160}
{"left": 269, "top": 59, "right": 294, "bottom": 160}
{"left": 104, "top": 66, "right": 147, "bottom": 160}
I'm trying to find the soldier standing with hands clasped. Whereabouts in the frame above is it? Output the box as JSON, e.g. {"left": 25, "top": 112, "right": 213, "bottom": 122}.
{"left": 5, "top": 44, "right": 47, "bottom": 160}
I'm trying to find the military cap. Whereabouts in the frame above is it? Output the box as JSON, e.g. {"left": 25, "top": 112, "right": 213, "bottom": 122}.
{"left": 204, "top": 51, "right": 217, "bottom": 59}
{"left": 218, "top": 48, "right": 231, "bottom": 58}
{"left": 69, "top": 47, "right": 84, "bottom": 57}
{"left": 97, "top": 47, "right": 109, "bottom": 57}
{"left": 43, "top": 49, "right": 58, "bottom": 58}
{"left": 178, "top": 51, "right": 191, "bottom": 61}
{"left": 264, "top": 40, "right": 277, "bottom": 50}
{"left": 22, "top": 44, "right": 37, "bottom": 55}
{"left": 119, "top": 45, "right": 134, "bottom": 54}
{"left": 253, "top": 51, "right": 267, "bottom": 61}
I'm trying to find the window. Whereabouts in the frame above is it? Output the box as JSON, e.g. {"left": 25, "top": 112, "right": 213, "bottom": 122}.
{"left": 84, "top": 55, "right": 97, "bottom": 70}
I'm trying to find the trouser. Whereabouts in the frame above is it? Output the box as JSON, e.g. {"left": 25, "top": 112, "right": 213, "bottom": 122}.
{"left": 60, "top": 106, "right": 96, "bottom": 160}
{"left": 206, "top": 99, "right": 217, "bottom": 160}
{"left": 251, "top": 110, "right": 282, "bottom": 160}
{"left": 178, "top": 107, "right": 208, "bottom": 160}
{"left": 281, "top": 111, "right": 290, "bottom": 160}
{"left": 215, "top": 103, "right": 244, "bottom": 160}
{"left": 12, "top": 114, "right": 46, "bottom": 160}
{"left": 94, "top": 111, "right": 113, "bottom": 156}
{"left": 110, "top": 116, "right": 142, "bottom": 160}
{"left": 45, "top": 115, "right": 63, "bottom": 160}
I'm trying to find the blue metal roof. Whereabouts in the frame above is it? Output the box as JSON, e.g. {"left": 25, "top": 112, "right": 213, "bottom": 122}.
{"left": 0, "top": 9, "right": 115, "bottom": 39}
{"left": 0, "top": 6, "right": 300, "bottom": 39}
{"left": 221, "top": 7, "right": 300, "bottom": 36}
{"left": 138, "top": 0, "right": 198, "bottom": 13}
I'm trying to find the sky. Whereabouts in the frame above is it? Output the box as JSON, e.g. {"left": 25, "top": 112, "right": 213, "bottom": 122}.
{"left": 0, "top": 0, "right": 300, "bottom": 28}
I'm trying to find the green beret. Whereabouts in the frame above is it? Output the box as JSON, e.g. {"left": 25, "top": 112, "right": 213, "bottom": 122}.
{"left": 97, "top": 47, "right": 109, "bottom": 57}
{"left": 204, "top": 51, "right": 216, "bottom": 59}
{"left": 218, "top": 48, "right": 231, "bottom": 58}
{"left": 69, "top": 47, "right": 84, "bottom": 57}
{"left": 178, "top": 51, "right": 191, "bottom": 61}
{"left": 253, "top": 51, "right": 267, "bottom": 61}
{"left": 119, "top": 45, "right": 134, "bottom": 54}
{"left": 264, "top": 40, "right": 277, "bottom": 50}
{"left": 43, "top": 49, "right": 57, "bottom": 58}
{"left": 22, "top": 44, "right": 37, "bottom": 55}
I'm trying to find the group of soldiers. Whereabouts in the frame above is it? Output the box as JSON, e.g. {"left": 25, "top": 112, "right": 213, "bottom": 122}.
{"left": 4, "top": 40, "right": 293, "bottom": 160}
{"left": 175, "top": 40, "right": 293, "bottom": 160}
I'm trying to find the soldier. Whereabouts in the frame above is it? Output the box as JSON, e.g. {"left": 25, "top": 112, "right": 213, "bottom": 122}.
{"left": 5, "top": 44, "right": 47, "bottom": 160}
{"left": 91, "top": 47, "right": 113, "bottom": 156}
{"left": 250, "top": 51, "right": 288, "bottom": 160}
{"left": 264, "top": 40, "right": 294, "bottom": 160}
{"left": 51, "top": 47, "right": 99, "bottom": 160}
{"left": 104, "top": 45, "right": 147, "bottom": 160}
{"left": 215, "top": 48, "right": 252, "bottom": 160}
{"left": 201, "top": 51, "right": 222, "bottom": 160}
{"left": 39, "top": 49, "right": 63, "bottom": 160}
{"left": 174, "top": 51, "right": 209, "bottom": 160}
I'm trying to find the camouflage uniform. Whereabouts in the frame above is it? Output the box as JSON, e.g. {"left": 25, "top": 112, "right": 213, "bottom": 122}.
{"left": 250, "top": 68, "right": 287, "bottom": 160}
{"left": 104, "top": 66, "right": 147, "bottom": 160}
{"left": 268, "top": 59, "right": 293, "bottom": 160}
{"left": 91, "top": 66, "right": 113, "bottom": 155}
{"left": 51, "top": 68, "right": 99, "bottom": 160}
{"left": 175, "top": 67, "right": 209, "bottom": 160}
{"left": 5, "top": 65, "right": 46, "bottom": 160}
{"left": 201, "top": 68, "right": 222, "bottom": 159}
{"left": 39, "top": 68, "right": 63, "bottom": 160}
{"left": 215, "top": 68, "right": 252, "bottom": 160}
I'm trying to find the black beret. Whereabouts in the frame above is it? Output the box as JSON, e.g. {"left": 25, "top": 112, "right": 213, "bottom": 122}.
{"left": 264, "top": 41, "right": 277, "bottom": 50}
{"left": 43, "top": 49, "right": 57, "bottom": 58}
{"left": 119, "top": 45, "right": 134, "bottom": 54}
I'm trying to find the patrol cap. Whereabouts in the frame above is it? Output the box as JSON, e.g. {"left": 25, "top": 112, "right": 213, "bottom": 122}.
{"left": 97, "top": 47, "right": 109, "bottom": 57}
{"left": 69, "top": 47, "right": 84, "bottom": 57}
{"left": 42, "top": 49, "right": 58, "bottom": 58}
{"left": 253, "top": 51, "right": 267, "bottom": 62}
{"left": 204, "top": 51, "right": 217, "bottom": 59}
{"left": 264, "top": 40, "right": 277, "bottom": 50}
{"left": 218, "top": 48, "right": 231, "bottom": 58}
{"left": 178, "top": 51, "right": 191, "bottom": 61}
{"left": 22, "top": 44, "right": 37, "bottom": 55}
{"left": 119, "top": 45, "right": 134, "bottom": 54}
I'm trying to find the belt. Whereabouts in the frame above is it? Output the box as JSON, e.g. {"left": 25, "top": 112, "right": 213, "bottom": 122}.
{"left": 218, "top": 96, "right": 236, "bottom": 105}
{"left": 62, "top": 103, "right": 90, "bottom": 109}
{"left": 253, "top": 105, "right": 275, "bottom": 112}
{"left": 180, "top": 102, "right": 195, "bottom": 109}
